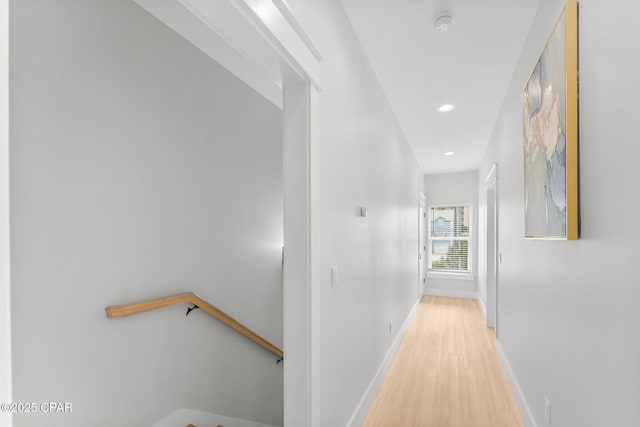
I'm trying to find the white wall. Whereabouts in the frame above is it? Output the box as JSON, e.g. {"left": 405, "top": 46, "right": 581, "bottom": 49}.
{"left": 10, "top": 0, "right": 283, "bottom": 426}
{"left": 424, "top": 171, "right": 479, "bottom": 295}
{"left": 478, "top": 0, "right": 640, "bottom": 425}
{"left": 283, "top": 1, "right": 424, "bottom": 425}
{"left": 0, "top": 0, "right": 12, "bottom": 426}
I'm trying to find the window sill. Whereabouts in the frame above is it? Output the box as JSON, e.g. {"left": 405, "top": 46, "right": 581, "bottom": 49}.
{"left": 427, "top": 271, "right": 475, "bottom": 281}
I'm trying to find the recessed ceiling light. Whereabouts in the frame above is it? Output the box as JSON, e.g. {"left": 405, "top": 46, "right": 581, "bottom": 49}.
{"left": 444, "top": 151, "right": 455, "bottom": 156}
{"left": 438, "top": 104, "right": 456, "bottom": 112}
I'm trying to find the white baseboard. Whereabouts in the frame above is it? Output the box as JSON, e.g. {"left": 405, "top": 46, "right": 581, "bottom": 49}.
{"left": 423, "top": 288, "right": 477, "bottom": 299}
{"left": 477, "top": 294, "right": 487, "bottom": 322}
{"left": 346, "top": 298, "right": 421, "bottom": 427}
{"left": 495, "top": 340, "right": 537, "bottom": 427}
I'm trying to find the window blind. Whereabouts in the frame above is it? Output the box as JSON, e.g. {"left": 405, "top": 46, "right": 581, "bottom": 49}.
{"left": 429, "top": 205, "right": 471, "bottom": 273}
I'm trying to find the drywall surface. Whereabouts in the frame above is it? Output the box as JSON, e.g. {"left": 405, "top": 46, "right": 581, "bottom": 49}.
{"left": 284, "top": 1, "right": 424, "bottom": 425}
{"left": 478, "top": 0, "right": 640, "bottom": 425}
{"left": 424, "top": 171, "right": 479, "bottom": 294}
{"left": 10, "top": 0, "right": 283, "bottom": 426}
{"left": 0, "top": 0, "right": 11, "bottom": 425}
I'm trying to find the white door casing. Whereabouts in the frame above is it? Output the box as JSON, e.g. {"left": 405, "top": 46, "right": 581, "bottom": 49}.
{"left": 419, "top": 193, "right": 426, "bottom": 296}
{"left": 282, "top": 72, "right": 320, "bottom": 426}
{"left": 486, "top": 164, "right": 498, "bottom": 332}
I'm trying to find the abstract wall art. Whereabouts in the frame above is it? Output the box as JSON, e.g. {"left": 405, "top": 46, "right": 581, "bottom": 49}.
{"left": 522, "top": 0, "right": 579, "bottom": 240}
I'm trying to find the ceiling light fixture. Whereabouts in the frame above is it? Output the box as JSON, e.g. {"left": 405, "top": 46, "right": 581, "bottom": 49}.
{"left": 438, "top": 103, "right": 456, "bottom": 112}
{"left": 444, "top": 151, "right": 455, "bottom": 156}
{"left": 433, "top": 12, "right": 454, "bottom": 32}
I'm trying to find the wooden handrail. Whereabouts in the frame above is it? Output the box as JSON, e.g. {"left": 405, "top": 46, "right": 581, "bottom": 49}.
{"left": 105, "top": 292, "right": 283, "bottom": 358}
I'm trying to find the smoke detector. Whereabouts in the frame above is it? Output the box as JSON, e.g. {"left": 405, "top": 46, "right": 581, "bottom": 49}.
{"left": 433, "top": 12, "right": 454, "bottom": 32}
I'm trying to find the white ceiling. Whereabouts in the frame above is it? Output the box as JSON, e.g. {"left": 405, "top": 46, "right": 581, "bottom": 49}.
{"left": 340, "top": 0, "right": 541, "bottom": 174}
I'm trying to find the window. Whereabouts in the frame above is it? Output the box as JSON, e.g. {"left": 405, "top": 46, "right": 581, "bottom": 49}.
{"left": 428, "top": 205, "right": 471, "bottom": 274}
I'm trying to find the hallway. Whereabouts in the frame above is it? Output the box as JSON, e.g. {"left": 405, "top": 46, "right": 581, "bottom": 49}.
{"left": 363, "top": 296, "right": 523, "bottom": 427}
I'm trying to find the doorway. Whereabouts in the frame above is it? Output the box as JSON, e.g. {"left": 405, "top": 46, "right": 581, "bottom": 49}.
{"left": 2, "top": 1, "right": 322, "bottom": 426}
{"left": 486, "top": 165, "right": 498, "bottom": 333}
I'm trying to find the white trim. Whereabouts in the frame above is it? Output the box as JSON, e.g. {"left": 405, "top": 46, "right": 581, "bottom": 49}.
{"left": 428, "top": 202, "right": 474, "bottom": 209}
{"left": 495, "top": 340, "right": 537, "bottom": 427}
{"left": 427, "top": 271, "right": 475, "bottom": 281}
{"left": 485, "top": 164, "right": 498, "bottom": 332}
{"left": 234, "top": 0, "right": 320, "bottom": 89}
{"left": 486, "top": 163, "right": 498, "bottom": 183}
{"left": 308, "top": 86, "right": 321, "bottom": 427}
{"left": 0, "top": 0, "right": 12, "bottom": 425}
{"left": 423, "top": 288, "right": 478, "bottom": 299}
{"left": 476, "top": 294, "right": 487, "bottom": 322}
{"left": 346, "top": 298, "right": 421, "bottom": 427}
{"left": 418, "top": 193, "right": 426, "bottom": 299}
{"left": 270, "top": 0, "right": 323, "bottom": 61}
{"left": 283, "top": 77, "right": 318, "bottom": 427}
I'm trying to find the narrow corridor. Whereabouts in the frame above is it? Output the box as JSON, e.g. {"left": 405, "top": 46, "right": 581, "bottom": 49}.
{"left": 363, "top": 296, "right": 523, "bottom": 427}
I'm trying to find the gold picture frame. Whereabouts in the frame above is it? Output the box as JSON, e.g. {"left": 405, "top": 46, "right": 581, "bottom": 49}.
{"left": 522, "top": 0, "right": 579, "bottom": 240}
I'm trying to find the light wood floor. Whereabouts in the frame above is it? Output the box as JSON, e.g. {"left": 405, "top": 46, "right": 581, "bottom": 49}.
{"left": 362, "top": 296, "right": 524, "bottom": 427}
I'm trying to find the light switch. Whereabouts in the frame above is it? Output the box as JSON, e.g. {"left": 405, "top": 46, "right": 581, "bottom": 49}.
{"left": 330, "top": 266, "right": 338, "bottom": 288}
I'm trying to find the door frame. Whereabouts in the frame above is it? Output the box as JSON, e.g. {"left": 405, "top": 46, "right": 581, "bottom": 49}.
{"left": 1, "top": 1, "right": 323, "bottom": 426}
{"left": 419, "top": 193, "right": 426, "bottom": 297}
{"left": 485, "top": 164, "right": 498, "bottom": 335}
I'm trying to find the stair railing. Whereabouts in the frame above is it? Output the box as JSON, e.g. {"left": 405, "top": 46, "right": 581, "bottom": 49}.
{"left": 105, "top": 292, "right": 283, "bottom": 359}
